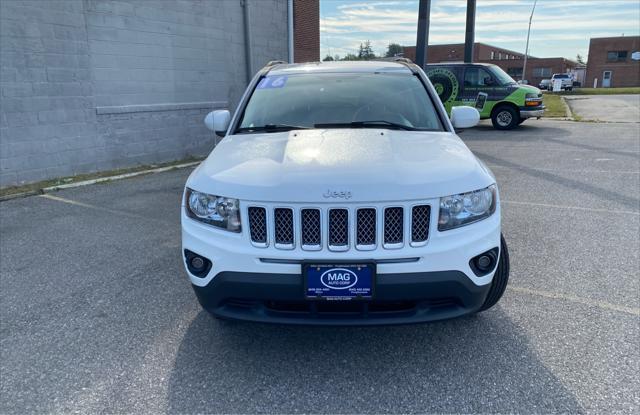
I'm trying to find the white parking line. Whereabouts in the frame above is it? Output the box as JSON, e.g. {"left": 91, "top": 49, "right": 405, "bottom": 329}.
{"left": 39, "top": 194, "right": 96, "bottom": 209}
{"left": 510, "top": 286, "right": 640, "bottom": 316}
{"left": 39, "top": 194, "right": 174, "bottom": 225}
{"left": 502, "top": 200, "right": 640, "bottom": 215}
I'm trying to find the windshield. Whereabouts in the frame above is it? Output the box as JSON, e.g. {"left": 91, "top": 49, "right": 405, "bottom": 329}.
{"left": 237, "top": 72, "right": 444, "bottom": 133}
{"left": 489, "top": 66, "right": 517, "bottom": 86}
{"left": 553, "top": 74, "right": 570, "bottom": 79}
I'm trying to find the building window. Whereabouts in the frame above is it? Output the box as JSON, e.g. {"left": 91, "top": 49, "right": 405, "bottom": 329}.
{"left": 507, "top": 67, "right": 523, "bottom": 77}
{"left": 607, "top": 51, "right": 628, "bottom": 61}
{"left": 532, "top": 67, "right": 552, "bottom": 77}
{"left": 490, "top": 51, "right": 495, "bottom": 60}
{"left": 498, "top": 52, "right": 502, "bottom": 60}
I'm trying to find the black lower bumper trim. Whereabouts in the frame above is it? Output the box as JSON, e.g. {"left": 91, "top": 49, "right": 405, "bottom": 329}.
{"left": 192, "top": 271, "right": 490, "bottom": 325}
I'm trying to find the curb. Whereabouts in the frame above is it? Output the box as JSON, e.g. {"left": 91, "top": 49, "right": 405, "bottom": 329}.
{"left": 0, "top": 189, "right": 43, "bottom": 202}
{"left": 560, "top": 96, "right": 574, "bottom": 120}
{"left": 0, "top": 161, "right": 201, "bottom": 202}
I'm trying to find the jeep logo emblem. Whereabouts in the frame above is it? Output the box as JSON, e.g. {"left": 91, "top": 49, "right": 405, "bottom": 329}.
{"left": 323, "top": 190, "right": 352, "bottom": 199}
{"left": 320, "top": 268, "right": 358, "bottom": 290}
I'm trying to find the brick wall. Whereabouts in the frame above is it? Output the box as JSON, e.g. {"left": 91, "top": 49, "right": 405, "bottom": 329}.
{"left": 585, "top": 36, "right": 640, "bottom": 88}
{"left": 0, "top": 0, "right": 288, "bottom": 188}
{"left": 403, "top": 43, "right": 525, "bottom": 64}
{"left": 293, "top": 0, "right": 319, "bottom": 62}
{"left": 403, "top": 42, "right": 577, "bottom": 86}
{"left": 498, "top": 57, "right": 578, "bottom": 87}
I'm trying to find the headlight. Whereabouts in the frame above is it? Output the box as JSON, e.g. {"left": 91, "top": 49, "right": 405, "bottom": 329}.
{"left": 185, "top": 188, "right": 241, "bottom": 232}
{"left": 438, "top": 185, "right": 496, "bottom": 231}
{"left": 525, "top": 93, "right": 542, "bottom": 106}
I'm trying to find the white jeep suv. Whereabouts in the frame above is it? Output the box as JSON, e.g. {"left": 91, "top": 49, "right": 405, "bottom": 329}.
{"left": 182, "top": 60, "right": 509, "bottom": 325}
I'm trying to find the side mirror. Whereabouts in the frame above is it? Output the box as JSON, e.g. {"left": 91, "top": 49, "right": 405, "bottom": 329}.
{"left": 204, "top": 110, "right": 231, "bottom": 136}
{"left": 450, "top": 106, "right": 480, "bottom": 129}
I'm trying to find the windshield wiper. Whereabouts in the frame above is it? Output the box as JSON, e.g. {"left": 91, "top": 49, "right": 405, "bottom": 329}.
{"left": 236, "top": 124, "right": 310, "bottom": 133}
{"left": 314, "top": 120, "right": 420, "bottom": 131}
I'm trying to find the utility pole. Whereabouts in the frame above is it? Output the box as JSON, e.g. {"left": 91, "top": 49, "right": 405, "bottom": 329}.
{"left": 464, "top": 0, "right": 476, "bottom": 63}
{"left": 522, "top": 0, "right": 538, "bottom": 82}
{"left": 414, "top": 0, "right": 431, "bottom": 68}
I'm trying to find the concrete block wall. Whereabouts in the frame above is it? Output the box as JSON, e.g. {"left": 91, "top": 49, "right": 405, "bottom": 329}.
{"left": 0, "top": 0, "right": 96, "bottom": 186}
{"left": 0, "top": 0, "right": 289, "bottom": 188}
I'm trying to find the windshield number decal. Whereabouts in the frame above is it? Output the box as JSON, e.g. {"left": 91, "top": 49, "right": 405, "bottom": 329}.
{"left": 257, "top": 76, "right": 288, "bottom": 89}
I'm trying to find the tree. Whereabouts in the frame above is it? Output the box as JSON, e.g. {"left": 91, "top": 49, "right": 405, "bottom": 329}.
{"left": 357, "top": 40, "right": 375, "bottom": 60}
{"left": 576, "top": 54, "right": 586, "bottom": 65}
{"left": 341, "top": 53, "right": 359, "bottom": 61}
{"left": 323, "top": 54, "right": 334, "bottom": 61}
{"left": 385, "top": 43, "right": 403, "bottom": 58}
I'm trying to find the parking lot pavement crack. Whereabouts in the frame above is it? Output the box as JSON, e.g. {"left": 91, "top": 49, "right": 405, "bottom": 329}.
{"left": 510, "top": 286, "right": 640, "bottom": 316}
{"left": 39, "top": 194, "right": 174, "bottom": 226}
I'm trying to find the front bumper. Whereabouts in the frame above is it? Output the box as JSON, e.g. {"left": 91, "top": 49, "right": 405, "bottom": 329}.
{"left": 520, "top": 106, "right": 545, "bottom": 118}
{"left": 192, "top": 270, "right": 491, "bottom": 325}
{"left": 182, "top": 202, "right": 501, "bottom": 324}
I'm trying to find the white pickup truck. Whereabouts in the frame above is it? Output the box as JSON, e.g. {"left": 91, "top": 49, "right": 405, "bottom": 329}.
{"left": 181, "top": 60, "right": 509, "bottom": 325}
{"left": 550, "top": 73, "right": 574, "bottom": 91}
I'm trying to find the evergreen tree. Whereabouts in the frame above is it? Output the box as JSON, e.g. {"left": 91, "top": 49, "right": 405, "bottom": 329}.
{"left": 358, "top": 40, "right": 375, "bottom": 60}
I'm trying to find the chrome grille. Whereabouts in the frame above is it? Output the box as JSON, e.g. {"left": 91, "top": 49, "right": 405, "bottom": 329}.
{"left": 356, "top": 208, "right": 376, "bottom": 248}
{"left": 247, "top": 203, "right": 430, "bottom": 251}
{"left": 411, "top": 205, "right": 431, "bottom": 245}
{"left": 274, "top": 208, "right": 294, "bottom": 249}
{"left": 247, "top": 207, "right": 267, "bottom": 246}
{"left": 384, "top": 207, "right": 404, "bottom": 247}
{"left": 301, "top": 208, "right": 321, "bottom": 249}
{"left": 328, "top": 209, "right": 349, "bottom": 250}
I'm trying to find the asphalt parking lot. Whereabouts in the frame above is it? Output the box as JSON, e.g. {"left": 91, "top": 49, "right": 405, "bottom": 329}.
{"left": 565, "top": 94, "right": 640, "bottom": 123}
{"left": 1, "top": 119, "right": 639, "bottom": 413}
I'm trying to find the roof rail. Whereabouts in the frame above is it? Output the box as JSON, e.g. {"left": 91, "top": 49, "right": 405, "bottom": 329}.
{"left": 373, "top": 57, "right": 414, "bottom": 63}
{"left": 371, "top": 57, "right": 418, "bottom": 73}
{"left": 265, "top": 60, "right": 286, "bottom": 67}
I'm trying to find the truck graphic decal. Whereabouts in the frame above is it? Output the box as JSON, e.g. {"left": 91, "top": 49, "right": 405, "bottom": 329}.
{"left": 426, "top": 68, "right": 459, "bottom": 106}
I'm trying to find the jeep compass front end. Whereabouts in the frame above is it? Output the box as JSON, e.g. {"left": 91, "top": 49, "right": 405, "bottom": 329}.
{"left": 181, "top": 60, "right": 509, "bottom": 325}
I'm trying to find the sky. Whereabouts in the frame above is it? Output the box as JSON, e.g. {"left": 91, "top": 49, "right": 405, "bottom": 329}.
{"left": 320, "top": 0, "right": 640, "bottom": 61}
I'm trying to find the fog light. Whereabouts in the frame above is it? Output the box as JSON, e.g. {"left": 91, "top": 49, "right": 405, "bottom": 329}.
{"left": 469, "top": 248, "right": 499, "bottom": 277}
{"left": 477, "top": 255, "right": 492, "bottom": 270}
{"left": 191, "top": 256, "right": 205, "bottom": 270}
{"left": 184, "top": 250, "right": 212, "bottom": 278}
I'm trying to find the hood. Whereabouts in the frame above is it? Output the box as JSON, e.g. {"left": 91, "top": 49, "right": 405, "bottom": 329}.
{"left": 187, "top": 129, "right": 495, "bottom": 203}
{"left": 519, "top": 84, "right": 542, "bottom": 95}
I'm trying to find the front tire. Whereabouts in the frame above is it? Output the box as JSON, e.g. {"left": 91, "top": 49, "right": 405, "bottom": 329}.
{"left": 479, "top": 234, "right": 510, "bottom": 311}
{"left": 491, "top": 105, "right": 520, "bottom": 130}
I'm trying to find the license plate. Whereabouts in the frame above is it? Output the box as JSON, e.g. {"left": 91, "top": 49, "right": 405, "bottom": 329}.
{"left": 304, "top": 263, "right": 375, "bottom": 300}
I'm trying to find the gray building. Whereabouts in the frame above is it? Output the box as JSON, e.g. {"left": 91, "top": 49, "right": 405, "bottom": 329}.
{"left": 0, "top": 0, "right": 289, "bottom": 187}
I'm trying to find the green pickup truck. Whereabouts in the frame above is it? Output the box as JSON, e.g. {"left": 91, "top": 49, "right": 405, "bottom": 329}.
{"left": 426, "top": 63, "right": 544, "bottom": 130}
